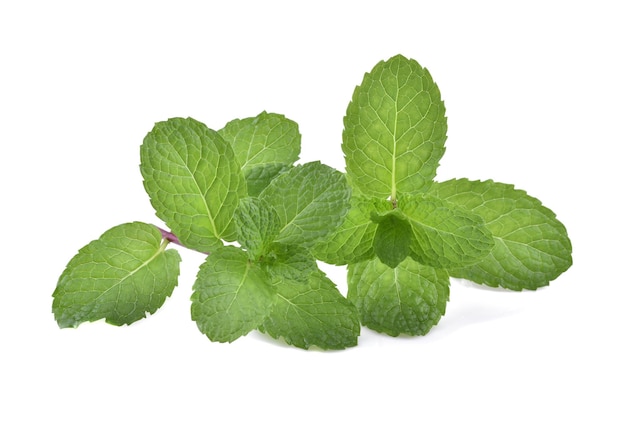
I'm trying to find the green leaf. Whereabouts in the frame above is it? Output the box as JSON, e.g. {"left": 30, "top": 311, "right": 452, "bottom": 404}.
{"left": 400, "top": 194, "right": 494, "bottom": 268}
{"left": 261, "top": 243, "right": 318, "bottom": 283}
{"left": 219, "top": 112, "right": 300, "bottom": 196}
{"left": 219, "top": 111, "right": 300, "bottom": 170}
{"left": 243, "top": 162, "right": 291, "bottom": 197}
{"left": 428, "top": 179, "right": 573, "bottom": 290}
{"left": 140, "top": 117, "right": 246, "bottom": 252}
{"left": 259, "top": 161, "right": 351, "bottom": 248}
{"left": 343, "top": 54, "right": 447, "bottom": 201}
{"left": 52, "top": 222, "right": 181, "bottom": 328}
{"left": 312, "top": 195, "right": 390, "bottom": 265}
{"left": 233, "top": 197, "right": 281, "bottom": 259}
{"left": 191, "top": 246, "right": 274, "bottom": 343}
{"left": 259, "top": 270, "right": 360, "bottom": 350}
{"left": 347, "top": 257, "right": 450, "bottom": 336}
{"left": 372, "top": 211, "right": 413, "bottom": 268}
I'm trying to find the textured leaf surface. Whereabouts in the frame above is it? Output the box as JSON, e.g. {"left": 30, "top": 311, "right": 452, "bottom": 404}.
{"left": 401, "top": 194, "right": 494, "bottom": 268}
{"left": 233, "top": 197, "right": 281, "bottom": 259}
{"left": 243, "top": 162, "right": 290, "bottom": 197}
{"left": 140, "top": 117, "right": 246, "bottom": 252}
{"left": 191, "top": 247, "right": 274, "bottom": 343}
{"left": 52, "top": 222, "right": 180, "bottom": 328}
{"left": 347, "top": 257, "right": 449, "bottom": 336}
{"left": 428, "top": 179, "right": 573, "bottom": 290}
{"left": 259, "top": 270, "right": 360, "bottom": 350}
{"left": 259, "top": 162, "right": 351, "bottom": 248}
{"left": 343, "top": 54, "right": 447, "bottom": 200}
{"left": 372, "top": 211, "right": 413, "bottom": 268}
{"left": 219, "top": 112, "right": 299, "bottom": 196}
{"left": 261, "top": 244, "right": 318, "bottom": 283}
{"left": 313, "top": 195, "right": 390, "bottom": 265}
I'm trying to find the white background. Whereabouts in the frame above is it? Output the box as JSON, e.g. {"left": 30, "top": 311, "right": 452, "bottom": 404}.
{"left": 2, "top": 1, "right": 624, "bottom": 420}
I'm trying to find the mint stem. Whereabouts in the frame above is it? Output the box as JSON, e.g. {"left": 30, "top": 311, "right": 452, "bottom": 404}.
{"left": 156, "top": 226, "right": 209, "bottom": 255}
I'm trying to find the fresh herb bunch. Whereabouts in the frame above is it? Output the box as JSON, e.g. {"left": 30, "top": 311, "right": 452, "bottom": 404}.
{"left": 314, "top": 55, "right": 573, "bottom": 336}
{"left": 52, "top": 113, "right": 360, "bottom": 350}
{"left": 52, "top": 55, "right": 572, "bottom": 348}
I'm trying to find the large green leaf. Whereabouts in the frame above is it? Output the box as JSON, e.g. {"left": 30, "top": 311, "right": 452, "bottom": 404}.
{"left": 400, "top": 194, "right": 495, "bottom": 269}
{"left": 259, "top": 270, "right": 360, "bottom": 350}
{"left": 52, "top": 222, "right": 181, "bottom": 328}
{"left": 428, "top": 179, "right": 573, "bottom": 290}
{"left": 347, "top": 257, "right": 449, "bottom": 336}
{"left": 191, "top": 246, "right": 274, "bottom": 343}
{"left": 343, "top": 54, "right": 447, "bottom": 200}
{"left": 140, "top": 117, "right": 246, "bottom": 252}
{"left": 259, "top": 161, "right": 351, "bottom": 248}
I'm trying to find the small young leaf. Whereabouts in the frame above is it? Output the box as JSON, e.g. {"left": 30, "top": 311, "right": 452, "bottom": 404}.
{"left": 343, "top": 54, "right": 447, "bottom": 201}
{"left": 312, "top": 195, "right": 390, "bottom": 265}
{"left": 261, "top": 243, "right": 318, "bottom": 283}
{"left": 400, "top": 194, "right": 494, "bottom": 268}
{"left": 219, "top": 112, "right": 300, "bottom": 196}
{"left": 140, "top": 117, "right": 246, "bottom": 252}
{"left": 428, "top": 179, "right": 573, "bottom": 290}
{"left": 259, "top": 161, "right": 351, "bottom": 248}
{"left": 372, "top": 211, "right": 413, "bottom": 268}
{"left": 259, "top": 270, "right": 360, "bottom": 350}
{"left": 191, "top": 246, "right": 274, "bottom": 343}
{"left": 52, "top": 222, "right": 181, "bottom": 328}
{"left": 233, "top": 197, "right": 281, "bottom": 259}
{"left": 347, "top": 257, "right": 450, "bottom": 336}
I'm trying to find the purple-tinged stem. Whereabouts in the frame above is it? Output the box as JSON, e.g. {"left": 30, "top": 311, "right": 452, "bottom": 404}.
{"left": 156, "top": 226, "right": 209, "bottom": 255}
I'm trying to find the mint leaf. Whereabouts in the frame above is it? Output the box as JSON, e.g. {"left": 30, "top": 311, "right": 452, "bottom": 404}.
{"left": 219, "top": 111, "right": 300, "bottom": 170}
{"left": 343, "top": 54, "right": 447, "bottom": 201}
{"left": 243, "top": 162, "right": 290, "bottom": 197}
{"left": 52, "top": 222, "right": 181, "bottom": 328}
{"left": 219, "top": 112, "right": 300, "bottom": 196}
{"left": 191, "top": 246, "right": 274, "bottom": 343}
{"left": 428, "top": 179, "right": 573, "bottom": 290}
{"left": 400, "top": 194, "right": 494, "bottom": 268}
{"left": 233, "top": 197, "right": 281, "bottom": 259}
{"left": 259, "top": 270, "right": 360, "bottom": 350}
{"left": 261, "top": 243, "right": 318, "bottom": 283}
{"left": 140, "top": 117, "right": 246, "bottom": 252}
{"left": 348, "top": 257, "right": 449, "bottom": 336}
{"left": 312, "top": 195, "right": 390, "bottom": 265}
{"left": 372, "top": 211, "right": 413, "bottom": 268}
{"left": 259, "top": 161, "right": 351, "bottom": 248}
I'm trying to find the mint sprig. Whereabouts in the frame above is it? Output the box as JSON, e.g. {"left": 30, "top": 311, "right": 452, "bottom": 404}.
{"left": 52, "top": 54, "right": 572, "bottom": 348}
{"left": 317, "top": 54, "right": 573, "bottom": 336}
{"left": 53, "top": 114, "right": 358, "bottom": 350}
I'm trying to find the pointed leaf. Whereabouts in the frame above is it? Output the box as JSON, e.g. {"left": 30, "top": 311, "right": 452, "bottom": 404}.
{"left": 428, "top": 179, "right": 573, "bottom": 290}
{"left": 347, "top": 257, "right": 450, "bottom": 336}
{"left": 140, "top": 117, "right": 246, "bottom": 252}
{"left": 52, "top": 222, "right": 181, "bottom": 328}
{"left": 372, "top": 211, "right": 413, "bottom": 268}
{"left": 191, "top": 246, "right": 274, "bottom": 343}
{"left": 343, "top": 54, "right": 447, "bottom": 200}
